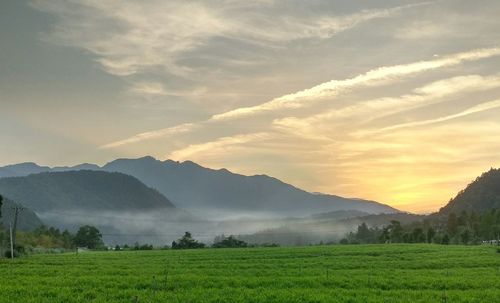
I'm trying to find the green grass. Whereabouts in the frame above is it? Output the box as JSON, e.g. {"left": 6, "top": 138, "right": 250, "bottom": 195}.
{"left": 1, "top": 244, "right": 499, "bottom": 302}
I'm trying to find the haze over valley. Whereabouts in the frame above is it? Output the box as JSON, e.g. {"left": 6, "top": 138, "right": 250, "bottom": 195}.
{"left": 0, "top": 157, "right": 398, "bottom": 245}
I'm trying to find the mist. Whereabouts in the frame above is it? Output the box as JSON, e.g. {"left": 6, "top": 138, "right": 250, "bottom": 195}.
{"left": 36, "top": 208, "right": 368, "bottom": 246}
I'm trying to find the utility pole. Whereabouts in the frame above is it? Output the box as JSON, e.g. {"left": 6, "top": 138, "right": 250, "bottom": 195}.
{"left": 9, "top": 222, "right": 14, "bottom": 260}
{"left": 10, "top": 206, "right": 24, "bottom": 258}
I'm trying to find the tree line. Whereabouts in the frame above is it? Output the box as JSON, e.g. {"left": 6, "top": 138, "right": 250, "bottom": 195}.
{"left": 342, "top": 209, "right": 500, "bottom": 245}
{"left": 0, "top": 224, "right": 105, "bottom": 257}
{"left": 0, "top": 224, "right": 253, "bottom": 257}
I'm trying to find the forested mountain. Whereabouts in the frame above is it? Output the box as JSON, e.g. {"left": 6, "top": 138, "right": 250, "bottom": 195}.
{"left": 0, "top": 170, "right": 175, "bottom": 212}
{"left": 343, "top": 168, "right": 500, "bottom": 245}
{"left": 439, "top": 168, "right": 500, "bottom": 214}
{"left": 0, "top": 197, "right": 44, "bottom": 231}
{"left": 0, "top": 157, "right": 397, "bottom": 217}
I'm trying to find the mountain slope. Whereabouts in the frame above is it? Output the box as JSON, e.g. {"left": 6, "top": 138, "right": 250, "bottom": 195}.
{"left": 0, "top": 197, "right": 44, "bottom": 231}
{"left": 0, "top": 170, "right": 175, "bottom": 212}
{"left": 439, "top": 168, "right": 500, "bottom": 214}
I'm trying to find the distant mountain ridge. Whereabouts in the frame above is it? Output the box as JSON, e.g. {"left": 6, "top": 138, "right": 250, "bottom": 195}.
{"left": 0, "top": 157, "right": 398, "bottom": 217}
{"left": 438, "top": 168, "right": 500, "bottom": 215}
{"left": 0, "top": 162, "right": 50, "bottom": 178}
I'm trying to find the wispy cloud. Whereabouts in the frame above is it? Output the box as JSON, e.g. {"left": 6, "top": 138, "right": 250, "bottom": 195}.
{"left": 212, "top": 47, "right": 500, "bottom": 121}
{"left": 32, "top": 0, "right": 418, "bottom": 79}
{"left": 129, "top": 82, "right": 168, "bottom": 96}
{"left": 100, "top": 47, "right": 500, "bottom": 149}
{"left": 273, "top": 73, "right": 500, "bottom": 136}
{"left": 357, "top": 98, "right": 500, "bottom": 136}
{"left": 394, "top": 20, "right": 450, "bottom": 40}
{"left": 100, "top": 123, "right": 197, "bottom": 149}
{"left": 167, "top": 132, "right": 271, "bottom": 161}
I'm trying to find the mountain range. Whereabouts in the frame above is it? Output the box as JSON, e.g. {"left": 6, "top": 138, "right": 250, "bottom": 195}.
{"left": 0, "top": 156, "right": 397, "bottom": 218}
{"left": 0, "top": 159, "right": 499, "bottom": 245}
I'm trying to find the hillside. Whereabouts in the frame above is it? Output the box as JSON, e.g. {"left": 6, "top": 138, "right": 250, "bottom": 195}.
{"left": 0, "top": 157, "right": 398, "bottom": 217}
{"left": 0, "top": 170, "right": 175, "bottom": 212}
{"left": 439, "top": 168, "right": 500, "bottom": 214}
{"left": 0, "top": 197, "right": 44, "bottom": 231}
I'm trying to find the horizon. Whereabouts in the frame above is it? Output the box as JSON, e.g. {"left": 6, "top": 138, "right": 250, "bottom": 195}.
{"left": 2, "top": 0, "right": 500, "bottom": 213}
{"left": 1, "top": 155, "right": 493, "bottom": 215}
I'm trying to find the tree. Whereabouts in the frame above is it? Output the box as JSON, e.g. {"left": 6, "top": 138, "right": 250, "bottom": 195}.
{"left": 460, "top": 228, "right": 471, "bottom": 245}
{"left": 447, "top": 213, "right": 458, "bottom": 236}
{"left": 0, "top": 194, "right": 3, "bottom": 218}
{"left": 61, "top": 230, "right": 73, "bottom": 249}
{"left": 411, "top": 228, "right": 425, "bottom": 243}
{"left": 356, "top": 223, "right": 371, "bottom": 242}
{"left": 442, "top": 234, "right": 450, "bottom": 245}
{"left": 171, "top": 232, "right": 205, "bottom": 249}
{"left": 213, "top": 235, "right": 248, "bottom": 248}
{"left": 389, "top": 220, "right": 403, "bottom": 243}
{"left": 426, "top": 227, "right": 436, "bottom": 243}
{"left": 379, "top": 227, "right": 390, "bottom": 243}
{"left": 73, "top": 225, "right": 103, "bottom": 249}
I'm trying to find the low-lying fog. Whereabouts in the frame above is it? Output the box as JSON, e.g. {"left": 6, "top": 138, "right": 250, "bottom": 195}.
{"left": 36, "top": 208, "right": 363, "bottom": 246}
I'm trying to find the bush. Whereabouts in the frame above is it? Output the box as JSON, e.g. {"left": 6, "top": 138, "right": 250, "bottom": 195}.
{"left": 172, "top": 232, "right": 205, "bottom": 249}
{"left": 213, "top": 236, "right": 248, "bottom": 248}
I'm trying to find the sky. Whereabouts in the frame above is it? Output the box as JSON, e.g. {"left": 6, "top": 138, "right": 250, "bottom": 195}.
{"left": 1, "top": 0, "right": 500, "bottom": 213}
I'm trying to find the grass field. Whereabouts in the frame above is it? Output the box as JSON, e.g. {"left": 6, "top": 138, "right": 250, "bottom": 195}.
{"left": 1, "top": 244, "right": 499, "bottom": 302}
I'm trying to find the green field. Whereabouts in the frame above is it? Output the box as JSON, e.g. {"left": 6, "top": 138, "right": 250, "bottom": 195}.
{"left": 1, "top": 244, "right": 499, "bottom": 303}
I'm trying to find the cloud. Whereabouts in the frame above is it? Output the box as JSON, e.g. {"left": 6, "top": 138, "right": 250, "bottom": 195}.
{"left": 211, "top": 47, "right": 500, "bottom": 121}
{"left": 413, "top": 74, "right": 500, "bottom": 96}
{"left": 357, "top": 98, "right": 500, "bottom": 135}
{"left": 32, "top": 0, "right": 419, "bottom": 79}
{"left": 273, "top": 73, "right": 500, "bottom": 136}
{"left": 100, "top": 48, "right": 500, "bottom": 149}
{"left": 129, "top": 82, "right": 168, "bottom": 96}
{"left": 394, "top": 21, "right": 450, "bottom": 40}
{"left": 100, "top": 123, "right": 197, "bottom": 149}
{"left": 167, "top": 132, "right": 271, "bottom": 161}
